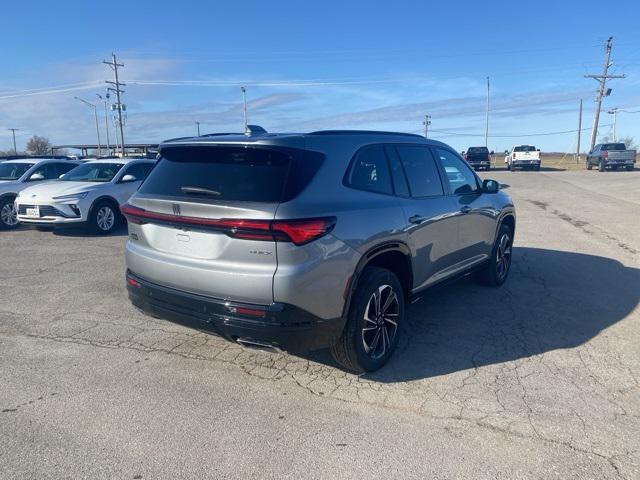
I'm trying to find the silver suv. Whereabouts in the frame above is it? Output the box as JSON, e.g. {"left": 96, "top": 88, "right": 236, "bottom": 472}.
{"left": 123, "top": 128, "right": 515, "bottom": 372}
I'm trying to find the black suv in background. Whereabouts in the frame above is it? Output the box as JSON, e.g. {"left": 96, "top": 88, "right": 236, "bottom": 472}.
{"left": 463, "top": 146, "right": 494, "bottom": 170}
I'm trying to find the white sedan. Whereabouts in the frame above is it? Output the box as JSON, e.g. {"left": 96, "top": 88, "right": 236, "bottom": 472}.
{"left": 16, "top": 158, "right": 155, "bottom": 234}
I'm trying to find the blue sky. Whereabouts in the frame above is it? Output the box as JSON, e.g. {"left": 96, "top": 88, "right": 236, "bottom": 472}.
{"left": 1, "top": 0, "right": 639, "bottom": 152}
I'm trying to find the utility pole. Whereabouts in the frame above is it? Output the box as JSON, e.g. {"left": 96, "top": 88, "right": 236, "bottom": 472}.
{"left": 7, "top": 128, "right": 18, "bottom": 153}
{"left": 104, "top": 53, "right": 126, "bottom": 156}
{"left": 607, "top": 107, "right": 618, "bottom": 142}
{"left": 196, "top": 121, "right": 201, "bottom": 136}
{"left": 423, "top": 115, "right": 431, "bottom": 138}
{"left": 484, "top": 76, "right": 490, "bottom": 147}
{"left": 74, "top": 97, "right": 102, "bottom": 156}
{"left": 575, "top": 99, "right": 583, "bottom": 163}
{"left": 241, "top": 86, "right": 248, "bottom": 134}
{"left": 585, "top": 37, "right": 625, "bottom": 151}
{"left": 96, "top": 94, "right": 110, "bottom": 155}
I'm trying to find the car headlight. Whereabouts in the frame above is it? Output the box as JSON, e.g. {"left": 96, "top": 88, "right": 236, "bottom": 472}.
{"left": 52, "top": 192, "right": 89, "bottom": 200}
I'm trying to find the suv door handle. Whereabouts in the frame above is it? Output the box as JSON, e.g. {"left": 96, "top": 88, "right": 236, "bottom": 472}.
{"left": 460, "top": 206, "right": 472, "bottom": 214}
{"left": 408, "top": 215, "right": 428, "bottom": 224}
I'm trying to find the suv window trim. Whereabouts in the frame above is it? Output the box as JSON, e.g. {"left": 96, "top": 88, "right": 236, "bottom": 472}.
{"left": 430, "top": 147, "right": 482, "bottom": 197}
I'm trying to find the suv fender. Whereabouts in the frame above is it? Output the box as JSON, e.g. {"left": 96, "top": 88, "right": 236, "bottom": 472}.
{"left": 88, "top": 195, "right": 120, "bottom": 218}
{"left": 342, "top": 241, "right": 413, "bottom": 318}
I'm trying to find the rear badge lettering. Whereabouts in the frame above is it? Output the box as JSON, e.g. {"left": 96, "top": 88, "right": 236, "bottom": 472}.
{"left": 249, "top": 250, "right": 272, "bottom": 256}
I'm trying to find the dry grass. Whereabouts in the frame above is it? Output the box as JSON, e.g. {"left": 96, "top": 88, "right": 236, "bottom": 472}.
{"left": 488, "top": 154, "right": 586, "bottom": 171}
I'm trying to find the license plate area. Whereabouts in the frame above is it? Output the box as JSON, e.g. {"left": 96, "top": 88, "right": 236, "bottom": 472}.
{"left": 26, "top": 206, "right": 40, "bottom": 217}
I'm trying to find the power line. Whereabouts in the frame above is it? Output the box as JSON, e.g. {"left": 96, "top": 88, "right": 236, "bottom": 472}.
{"left": 425, "top": 124, "right": 611, "bottom": 138}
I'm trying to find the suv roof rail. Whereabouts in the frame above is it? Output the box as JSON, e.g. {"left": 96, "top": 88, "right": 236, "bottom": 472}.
{"left": 308, "top": 129, "right": 425, "bottom": 139}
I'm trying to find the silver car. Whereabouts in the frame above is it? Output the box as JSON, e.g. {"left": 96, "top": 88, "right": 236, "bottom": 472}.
{"left": 16, "top": 158, "right": 156, "bottom": 234}
{"left": 0, "top": 159, "right": 80, "bottom": 229}
{"left": 123, "top": 128, "right": 515, "bottom": 372}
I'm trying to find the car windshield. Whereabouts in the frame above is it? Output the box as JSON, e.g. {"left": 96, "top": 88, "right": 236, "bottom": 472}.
{"left": 61, "top": 163, "right": 124, "bottom": 182}
{"left": 602, "top": 143, "right": 626, "bottom": 151}
{"left": 514, "top": 146, "right": 536, "bottom": 152}
{"left": 0, "top": 162, "right": 34, "bottom": 180}
{"left": 467, "top": 147, "right": 488, "bottom": 154}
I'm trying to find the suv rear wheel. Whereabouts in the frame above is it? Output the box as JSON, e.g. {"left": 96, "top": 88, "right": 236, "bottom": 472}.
{"left": 331, "top": 267, "right": 404, "bottom": 373}
{"left": 598, "top": 160, "right": 605, "bottom": 172}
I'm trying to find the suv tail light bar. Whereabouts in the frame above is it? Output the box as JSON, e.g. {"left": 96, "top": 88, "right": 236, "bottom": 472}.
{"left": 602, "top": 151, "right": 609, "bottom": 159}
{"left": 120, "top": 204, "right": 336, "bottom": 246}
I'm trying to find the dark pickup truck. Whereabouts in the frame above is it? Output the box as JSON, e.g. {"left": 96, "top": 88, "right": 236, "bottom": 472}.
{"left": 586, "top": 143, "right": 636, "bottom": 172}
{"left": 463, "top": 146, "right": 494, "bottom": 170}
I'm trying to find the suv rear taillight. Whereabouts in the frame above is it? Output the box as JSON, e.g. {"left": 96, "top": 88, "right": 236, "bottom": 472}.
{"left": 120, "top": 204, "right": 336, "bottom": 246}
{"left": 602, "top": 151, "right": 609, "bottom": 159}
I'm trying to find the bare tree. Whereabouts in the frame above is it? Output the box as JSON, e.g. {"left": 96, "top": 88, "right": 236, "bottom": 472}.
{"left": 25, "top": 135, "right": 52, "bottom": 155}
{"left": 618, "top": 136, "right": 637, "bottom": 150}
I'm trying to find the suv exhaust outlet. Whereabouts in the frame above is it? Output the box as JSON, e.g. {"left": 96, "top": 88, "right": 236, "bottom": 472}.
{"left": 235, "top": 337, "right": 283, "bottom": 353}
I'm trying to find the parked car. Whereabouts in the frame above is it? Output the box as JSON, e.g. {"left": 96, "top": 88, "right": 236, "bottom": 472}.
{"left": 504, "top": 145, "right": 541, "bottom": 171}
{"left": 0, "top": 159, "right": 80, "bottom": 229}
{"left": 585, "top": 143, "right": 636, "bottom": 171}
{"left": 462, "top": 146, "right": 494, "bottom": 170}
{"left": 16, "top": 158, "right": 155, "bottom": 234}
{"left": 122, "top": 128, "right": 516, "bottom": 372}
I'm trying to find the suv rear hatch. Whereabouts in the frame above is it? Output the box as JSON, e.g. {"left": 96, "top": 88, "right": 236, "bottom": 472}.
{"left": 123, "top": 144, "right": 324, "bottom": 304}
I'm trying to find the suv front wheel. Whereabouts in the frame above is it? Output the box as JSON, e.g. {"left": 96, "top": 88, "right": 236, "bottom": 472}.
{"left": 331, "top": 267, "right": 404, "bottom": 373}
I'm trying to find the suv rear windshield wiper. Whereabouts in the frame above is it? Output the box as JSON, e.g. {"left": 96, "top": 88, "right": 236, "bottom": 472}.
{"left": 180, "top": 186, "right": 221, "bottom": 197}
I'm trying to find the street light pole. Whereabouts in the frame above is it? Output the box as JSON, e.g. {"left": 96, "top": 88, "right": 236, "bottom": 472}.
{"left": 607, "top": 108, "right": 618, "bottom": 142}
{"left": 97, "top": 94, "right": 111, "bottom": 155}
{"left": 241, "top": 86, "right": 248, "bottom": 134}
{"left": 74, "top": 97, "right": 102, "bottom": 156}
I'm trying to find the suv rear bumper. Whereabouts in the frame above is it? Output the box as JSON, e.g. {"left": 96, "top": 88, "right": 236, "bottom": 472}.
{"left": 126, "top": 271, "right": 346, "bottom": 353}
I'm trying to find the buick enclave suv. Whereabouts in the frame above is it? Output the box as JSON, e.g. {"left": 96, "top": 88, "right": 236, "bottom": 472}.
{"left": 123, "top": 128, "right": 515, "bottom": 372}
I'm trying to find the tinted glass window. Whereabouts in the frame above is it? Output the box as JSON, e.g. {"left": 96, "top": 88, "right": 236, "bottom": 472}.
{"left": 602, "top": 143, "right": 625, "bottom": 151}
{"left": 0, "top": 163, "right": 33, "bottom": 180}
{"left": 395, "top": 145, "right": 443, "bottom": 197}
{"left": 54, "top": 163, "right": 77, "bottom": 176}
{"left": 347, "top": 145, "right": 392, "bottom": 195}
{"left": 467, "top": 147, "right": 488, "bottom": 154}
{"left": 434, "top": 148, "right": 479, "bottom": 195}
{"left": 514, "top": 145, "right": 537, "bottom": 152}
{"left": 140, "top": 146, "right": 292, "bottom": 202}
{"left": 30, "top": 163, "right": 63, "bottom": 180}
{"left": 388, "top": 151, "right": 410, "bottom": 197}
{"left": 61, "top": 163, "right": 124, "bottom": 182}
{"left": 122, "top": 162, "right": 154, "bottom": 181}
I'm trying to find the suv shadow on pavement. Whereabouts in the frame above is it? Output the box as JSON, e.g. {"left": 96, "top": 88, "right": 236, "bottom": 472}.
{"left": 306, "top": 247, "right": 639, "bottom": 380}
{"left": 51, "top": 224, "right": 128, "bottom": 238}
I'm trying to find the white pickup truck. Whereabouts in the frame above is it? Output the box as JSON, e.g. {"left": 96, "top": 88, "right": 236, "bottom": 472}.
{"left": 504, "top": 145, "right": 541, "bottom": 171}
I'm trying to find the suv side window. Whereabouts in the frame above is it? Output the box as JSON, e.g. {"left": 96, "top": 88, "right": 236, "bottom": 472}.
{"left": 122, "top": 163, "right": 153, "bottom": 181}
{"left": 54, "top": 162, "right": 77, "bottom": 176}
{"left": 434, "top": 148, "right": 480, "bottom": 195}
{"left": 30, "top": 163, "right": 62, "bottom": 180}
{"left": 346, "top": 144, "right": 392, "bottom": 195}
{"left": 394, "top": 145, "right": 444, "bottom": 197}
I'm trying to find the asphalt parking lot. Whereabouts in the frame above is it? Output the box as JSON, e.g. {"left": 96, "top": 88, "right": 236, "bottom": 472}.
{"left": 1, "top": 169, "right": 638, "bottom": 479}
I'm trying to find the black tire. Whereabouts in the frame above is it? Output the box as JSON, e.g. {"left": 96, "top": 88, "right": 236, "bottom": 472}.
{"left": 89, "top": 200, "right": 119, "bottom": 235}
{"left": 535, "top": 165, "right": 541, "bottom": 171}
{"left": 509, "top": 162, "right": 516, "bottom": 172}
{"left": 626, "top": 165, "right": 634, "bottom": 171}
{"left": 598, "top": 160, "right": 605, "bottom": 172}
{"left": 330, "top": 267, "right": 404, "bottom": 373}
{"left": 586, "top": 159, "right": 592, "bottom": 170}
{"left": 0, "top": 197, "right": 19, "bottom": 230}
{"left": 477, "top": 224, "right": 513, "bottom": 287}
{"left": 486, "top": 164, "right": 491, "bottom": 171}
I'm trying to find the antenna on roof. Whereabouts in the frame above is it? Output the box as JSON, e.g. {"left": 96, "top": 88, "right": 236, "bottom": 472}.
{"left": 240, "top": 86, "right": 249, "bottom": 135}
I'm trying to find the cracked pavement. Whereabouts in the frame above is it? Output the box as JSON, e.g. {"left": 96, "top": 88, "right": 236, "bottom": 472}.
{"left": 1, "top": 169, "right": 638, "bottom": 479}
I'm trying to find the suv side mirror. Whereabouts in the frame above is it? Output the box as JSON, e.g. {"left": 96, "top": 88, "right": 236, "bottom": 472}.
{"left": 120, "top": 174, "right": 137, "bottom": 183}
{"left": 537, "top": 148, "right": 541, "bottom": 152}
{"left": 29, "top": 173, "right": 45, "bottom": 181}
{"left": 490, "top": 150, "right": 494, "bottom": 155}
{"left": 504, "top": 150, "right": 509, "bottom": 155}
{"left": 482, "top": 179, "right": 499, "bottom": 194}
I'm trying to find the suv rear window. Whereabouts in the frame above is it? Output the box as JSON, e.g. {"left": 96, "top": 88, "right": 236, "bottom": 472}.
{"left": 139, "top": 145, "right": 321, "bottom": 203}
{"left": 467, "top": 147, "right": 488, "bottom": 154}
{"left": 514, "top": 145, "right": 536, "bottom": 152}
